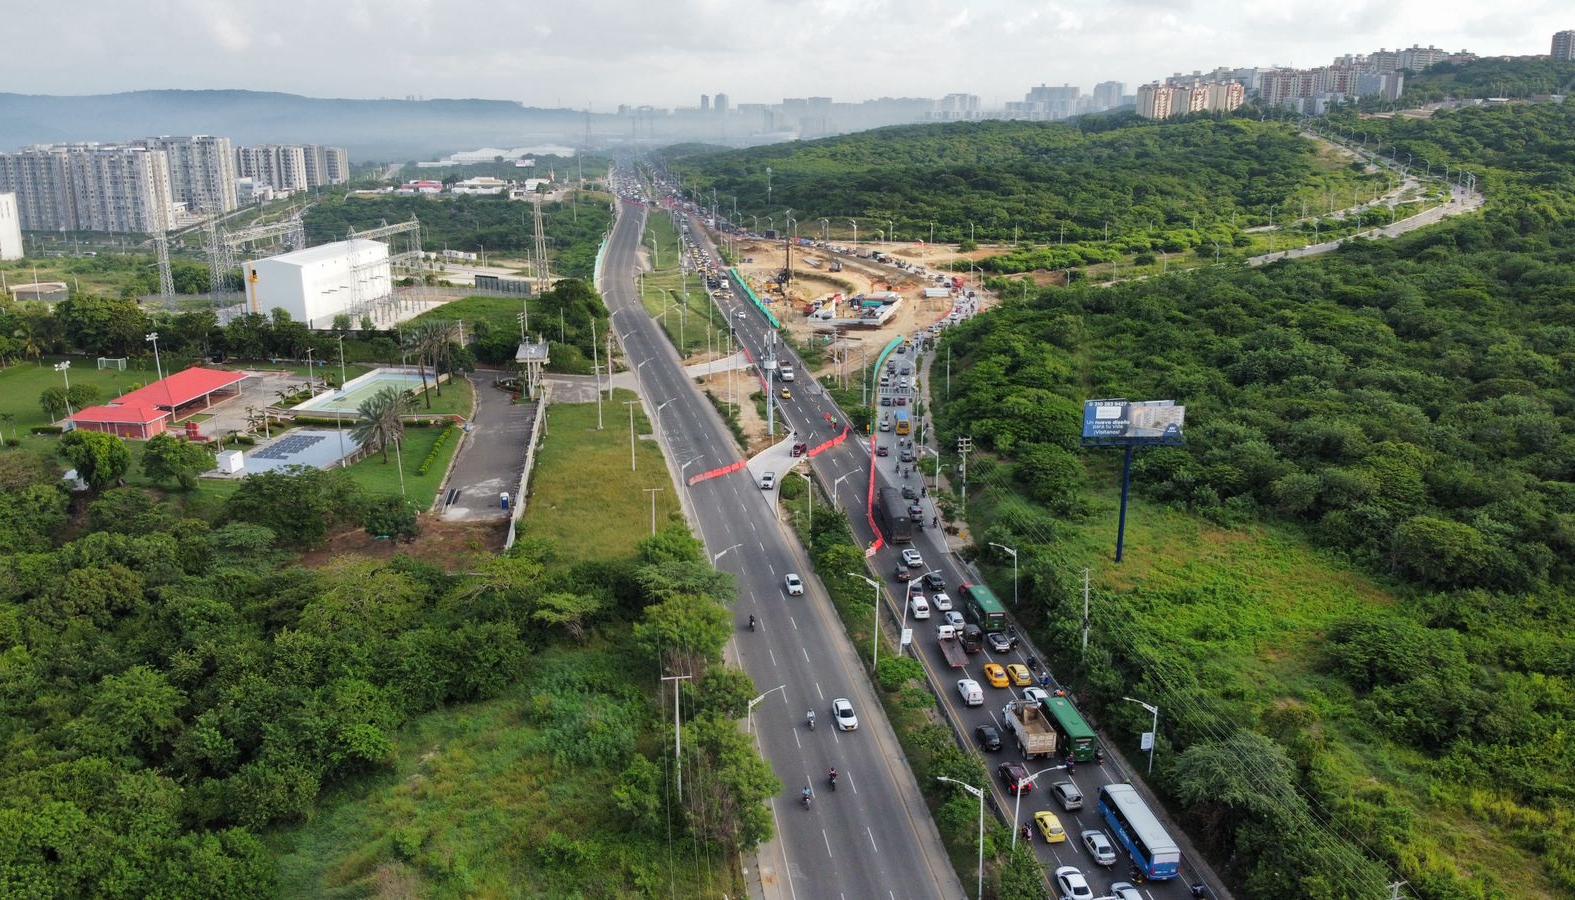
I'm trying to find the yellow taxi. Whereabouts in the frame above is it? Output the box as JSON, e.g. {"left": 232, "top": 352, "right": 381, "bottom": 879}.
{"left": 780, "top": 387, "right": 793, "bottom": 400}
{"left": 1007, "top": 663, "right": 1034, "bottom": 686}
{"left": 982, "top": 663, "right": 1009, "bottom": 688}
{"left": 1034, "top": 810, "right": 1068, "bottom": 843}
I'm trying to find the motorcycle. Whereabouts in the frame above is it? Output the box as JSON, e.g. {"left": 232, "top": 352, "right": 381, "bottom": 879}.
{"left": 748, "top": 615, "right": 756, "bottom": 632}
{"left": 828, "top": 770, "right": 838, "bottom": 791}
{"left": 801, "top": 789, "right": 813, "bottom": 809}
{"left": 807, "top": 712, "right": 816, "bottom": 731}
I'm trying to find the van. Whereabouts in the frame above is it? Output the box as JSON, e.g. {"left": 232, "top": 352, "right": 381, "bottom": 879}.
{"left": 909, "top": 595, "right": 931, "bottom": 619}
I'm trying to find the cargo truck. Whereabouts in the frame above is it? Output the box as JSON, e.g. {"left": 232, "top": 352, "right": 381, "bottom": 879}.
{"left": 1003, "top": 699, "right": 1058, "bottom": 759}
{"left": 935, "top": 624, "right": 968, "bottom": 668}
{"left": 923, "top": 287, "right": 952, "bottom": 298}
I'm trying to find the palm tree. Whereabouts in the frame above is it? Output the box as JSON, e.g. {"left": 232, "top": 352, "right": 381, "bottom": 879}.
{"left": 350, "top": 386, "right": 410, "bottom": 462}
{"left": 402, "top": 328, "right": 433, "bottom": 409}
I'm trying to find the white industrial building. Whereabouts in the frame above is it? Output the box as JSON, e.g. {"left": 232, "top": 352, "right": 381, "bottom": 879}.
{"left": 0, "top": 192, "right": 22, "bottom": 260}
{"left": 243, "top": 239, "right": 391, "bottom": 328}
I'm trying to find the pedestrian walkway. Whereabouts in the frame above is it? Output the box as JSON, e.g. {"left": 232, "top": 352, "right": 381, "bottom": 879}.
{"left": 439, "top": 373, "right": 536, "bottom": 520}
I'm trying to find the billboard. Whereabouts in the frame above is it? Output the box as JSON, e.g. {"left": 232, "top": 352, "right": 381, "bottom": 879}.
{"left": 1081, "top": 399, "right": 1186, "bottom": 446}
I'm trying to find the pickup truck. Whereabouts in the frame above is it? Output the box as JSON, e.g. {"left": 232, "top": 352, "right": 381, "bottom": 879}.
{"left": 1003, "top": 699, "right": 1058, "bottom": 760}
{"left": 935, "top": 624, "right": 968, "bottom": 668}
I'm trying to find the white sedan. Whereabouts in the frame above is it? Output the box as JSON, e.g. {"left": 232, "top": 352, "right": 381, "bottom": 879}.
{"left": 784, "top": 573, "right": 804, "bottom": 596}
{"left": 901, "top": 548, "right": 924, "bottom": 568}
{"left": 831, "top": 698, "right": 858, "bottom": 731}
{"left": 931, "top": 592, "right": 953, "bottom": 611}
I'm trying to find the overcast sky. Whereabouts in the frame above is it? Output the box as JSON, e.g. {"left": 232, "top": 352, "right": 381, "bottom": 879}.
{"left": 4, "top": 0, "right": 1569, "bottom": 107}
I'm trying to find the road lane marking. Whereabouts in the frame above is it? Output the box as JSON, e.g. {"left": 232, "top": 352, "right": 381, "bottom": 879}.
{"left": 769, "top": 647, "right": 778, "bottom": 666}
{"left": 846, "top": 769, "right": 857, "bottom": 795}
{"left": 815, "top": 682, "right": 823, "bottom": 699}
{"left": 790, "top": 616, "right": 799, "bottom": 631}
{"left": 866, "top": 826, "right": 879, "bottom": 853}
{"left": 822, "top": 829, "right": 833, "bottom": 859}
{"left": 802, "top": 647, "right": 811, "bottom": 663}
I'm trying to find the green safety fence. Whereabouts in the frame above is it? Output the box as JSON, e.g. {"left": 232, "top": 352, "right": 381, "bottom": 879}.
{"left": 727, "top": 267, "right": 781, "bottom": 329}
{"left": 869, "top": 336, "right": 905, "bottom": 415}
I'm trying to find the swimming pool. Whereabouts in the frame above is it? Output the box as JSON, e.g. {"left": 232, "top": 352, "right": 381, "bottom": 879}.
{"left": 291, "top": 367, "right": 436, "bottom": 415}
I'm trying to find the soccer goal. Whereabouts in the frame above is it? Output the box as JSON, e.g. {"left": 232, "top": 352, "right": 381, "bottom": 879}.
{"left": 97, "top": 357, "right": 128, "bottom": 371}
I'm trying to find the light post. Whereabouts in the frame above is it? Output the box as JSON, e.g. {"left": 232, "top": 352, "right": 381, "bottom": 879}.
{"left": 1123, "top": 696, "right": 1160, "bottom": 774}
{"left": 623, "top": 399, "right": 639, "bottom": 471}
{"left": 712, "top": 542, "right": 743, "bottom": 567}
{"left": 832, "top": 471, "right": 855, "bottom": 510}
{"left": 847, "top": 218, "right": 858, "bottom": 251}
{"left": 746, "top": 684, "right": 786, "bottom": 734}
{"left": 54, "top": 361, "right": 73, "bottom": 419}
{"left": 794, "top": 467, "right": 814, "bottom": 525}
{"left": 848, "top": 573, "right": 883, "bottom": 669}
{"left": 335, "top": 333, "right": 348, "bottom": 388}
{"left": 1011, "top": 764, "right": 1069, "bottom": 851}
{"left": 936, "top": 777, "right": 985, "bottom": 900}
{"left": 989, "top": 542, "right": 1019, "bottom": 607}
{"left": 145, "top": 331, "right": 164, "bottom": 382}
{"left": 819, "top": 218, "right": 829, "bottom": 242}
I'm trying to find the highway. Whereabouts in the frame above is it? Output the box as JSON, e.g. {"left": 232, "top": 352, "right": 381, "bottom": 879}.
{"left": 599, "top": 194, "right": 962, "bottom": 900}
{"left": 663, "top": 194, "right": 1224, "bottom": 900}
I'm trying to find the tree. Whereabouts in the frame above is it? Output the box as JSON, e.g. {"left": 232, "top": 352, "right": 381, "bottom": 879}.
{"left": 350, "top": 385, "right": 410, "bottom": 462}
{"left": 67, "top": 665, "right": 184, "bottom": 762}
{"left": 362, "top": 495, "right": 419, "bottom": 541}
{"left": 224, "top": 466, "right": 360, "bottom": 547}
{"left": 632, "top": 593, "right": 732, "bottom": 670}
{"left": 531, "top": 591, "right": 606, "bottom": 641}
{"left": 59, "top": 430, "right": 131, "bottom": 490}
{"left": 142, "top": 433, "right": 215, "bottom": 490}
{"left": 40, "top": 384, "right": 102, "bottom": 421}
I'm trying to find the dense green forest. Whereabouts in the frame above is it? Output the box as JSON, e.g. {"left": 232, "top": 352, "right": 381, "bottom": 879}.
{"left": 0, "top": 455, "right": 769, "bottom": 894}
{"left": 934, "top": 100, "right": 1575, "bottom": 896}
{"left": 1372, "top": 58, "right": 1575, "bottom": 107}
{"left": 304, "top": 193, "right": 612, "bottom": 280}
{"left": 661, "top": 118, "right": 1383, "bottom": 246}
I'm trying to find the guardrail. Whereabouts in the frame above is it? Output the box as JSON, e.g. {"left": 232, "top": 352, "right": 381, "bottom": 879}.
{"left": 727, "top": 267, "right": 781, "bottom": 328}
{"left": 502, "top": 383, "right": 550, "bottom": 550}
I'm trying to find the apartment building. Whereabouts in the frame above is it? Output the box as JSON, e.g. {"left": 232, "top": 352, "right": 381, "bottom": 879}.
{"left": 1137, "top": 80, "right": 1243, "bottom": 119}
{"left": 930, "top": 93, "right": 982, "bottom": 121}
{"left": 1553, "top": 30, "right": 1575, "bottom": 62}
{"left": 0, "top": 193, "right": 23, "bottom": 260}
{"left": 236, "top": 144, "right": 309, "bottom": 194}
{"left": 301, "top": 145, "right": 351, "bottom": 188}
{"left": 1091, "top": 81, "right": 1126, "bottom": 111}
{"left": 0, "top": 144, "right": 173, "bottom": 233}
{"left": 135, "top": 135, "right": 238, "bottom": 215}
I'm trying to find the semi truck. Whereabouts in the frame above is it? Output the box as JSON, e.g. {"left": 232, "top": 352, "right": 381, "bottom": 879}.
{"left": 935, "top": 624, "right": 968, "bottom": 668}
{"left": 1003, "top": 699, "right": 1059, "bottom": 759}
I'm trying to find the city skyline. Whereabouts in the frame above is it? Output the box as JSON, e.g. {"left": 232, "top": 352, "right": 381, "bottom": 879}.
{"left": 0, "top": 0, "right": 1567, "bottom": 111}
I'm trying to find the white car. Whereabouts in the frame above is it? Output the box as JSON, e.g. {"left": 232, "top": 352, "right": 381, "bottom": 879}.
{"left": 931, "top": 592, "right": 953, "bottom": 612}
{"left": 1023, "top": 687, "right": 1051, "bottom": 705}
{"left": 943, "top": 610, "right": 965, "bottom": 628}
{"left": 908, "top": 594, "right": 930, "bottom": 619}
{"left": 901, "top": 548, "right": 924, "bottom": 568}
{"left": 1110, "top": 883, "right": 1142, "bottom": 900}
{"left": 734, "top": 309, "right": 747, "bottom": 319}
{"left": 831, "top": 698, "right": 858, "bottom": 731}
{"left": 1081, "top": 829, "right": 1117, "bottom": 866}
{"left": 760, "top": 471, "right": 775, "bottom": 490}
{"left": 784, "top": 573, "right": 804, "bottom": 596}
{"left": 1053, "top": 866, "right": 1092, "bottom": 900}
{"left": 956, "top": 678, "right": 984, "bottom": 706}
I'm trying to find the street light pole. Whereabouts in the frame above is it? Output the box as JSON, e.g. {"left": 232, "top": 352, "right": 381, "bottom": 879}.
{"left": 145, "top": 331, "right": 164, "bottom": 383}
{"left": 624, "top": 399, "right": 639, "bottom": 471}
{"left": 794, "top": 468, "right": 813, "bottom": 525}
{"left": 55, "top": 361, "right": 73, "bottom": 420}
{"left": 989, "top": 542, "right": 1019, "bottom": 607}
{"left": 1011, "top": 764, "right": 1069, "bottom": 851}
{"left": 643, "top": 487, "right": 662, "bottom": 534}
{"left": 746, "top": 684, "right": 786, "bottom": 734}
{"left": 1123, "top": 696, "right": 1161, "bottom": 774}
{"left": 849, "top": 573, "right": 882, "bottom": 669}
{"left": 936, "top": 777, "right": 985, "bottom": 900}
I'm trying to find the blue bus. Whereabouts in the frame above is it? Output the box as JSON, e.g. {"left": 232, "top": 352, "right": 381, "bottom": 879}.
{"left": 1098, "top": 784, "right": 1181, "bottom": 880}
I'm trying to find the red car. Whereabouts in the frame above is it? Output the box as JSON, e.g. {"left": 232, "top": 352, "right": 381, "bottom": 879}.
{"left": 876, "top": 445, "right": 890, "bottom": 457}
{"left": 998, "top": 762, "right": 1032, "bottom": 795}
{"left": 791, "top": 442, "right": 807, "bottom": 457}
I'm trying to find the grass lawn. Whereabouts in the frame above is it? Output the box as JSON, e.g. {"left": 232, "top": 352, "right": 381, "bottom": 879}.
{"left": 410, "top": 294, "right": 536, "bottom": 337}
{"left": 519, "top": 389, "right": 682, "bottom": 562}
{"left": 343, "top": 423, "right": 462, "bottom": 510}
{"left": 404, "top": 373, "right": 474, "bottom": 418}
{"left": 641, "top": 212, "right": 727, "bottom": 359}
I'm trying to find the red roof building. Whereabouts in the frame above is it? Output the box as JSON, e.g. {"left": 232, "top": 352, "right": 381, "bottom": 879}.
{"left": 70, "top": 367, "right": 248, "bottom": 440}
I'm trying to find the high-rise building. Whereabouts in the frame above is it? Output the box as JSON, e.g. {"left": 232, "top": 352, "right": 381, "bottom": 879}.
{"left": 0, "top": 192, "right": 23, "bottom": 260}
{"left": 236, "top": 145, "right": 309, "bottom": 193}
{"left": 1024, "top": 84, "right": 1081, "bottom": 120}
{"left": 0, "top": 146, "right": 74, "bottom": 231}
{"left": 1553, "top": 30, "right": 1575, "bottom": 62}
{"left": 931, "top": 93, "right": 982, "bottom": 121}
{"left": 1398, "top": 44, "right": 1448, "bottom": 71}
{"left": 0, "top": 144, "right": 173, "bottom": 234}
{"left": 1138, "top": 81, "right": 1242, "bottom": 119}
{"left": 1092, "top": 81, "right": 1126, "bottom": 111}
{"left": 135, "top": 135, "right": 237, "bottom": 215}
{"left": 714, "top": 92, "right": 730, "bottom": 114}
{"left": 300, "top": 145, "right": 351, "bottom": 188}
{"left": 700, "top": 94, "right": 711, "bottom": 112}
{"left": 1136, "top": 84, "right": 1179, "bottom": 119}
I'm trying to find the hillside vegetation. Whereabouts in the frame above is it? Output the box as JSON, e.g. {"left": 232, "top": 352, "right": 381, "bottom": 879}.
{"left": 933, "top": 101, "right": 1575, "bottom": 897}
{"left": 1379, "top": 57, "right": 1575, "bottom": 106}
{"left": 662, "top": 118, "right": 1384, "bottom": 248}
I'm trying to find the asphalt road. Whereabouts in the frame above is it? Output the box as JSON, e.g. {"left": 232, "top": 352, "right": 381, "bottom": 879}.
{"left": 439, "top": 373, "right": 533, "bottom": 521}
{"left": 600, "top": 195, "right": 961, "bottom": 900}
{"left": 668, "top": 198, "right": 1222, "bottom": 900}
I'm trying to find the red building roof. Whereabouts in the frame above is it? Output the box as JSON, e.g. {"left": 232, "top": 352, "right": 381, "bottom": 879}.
{"left": 116, "top": 367, "right": 247, "bottom": 410}
{"left": 71, "top": 404, "right": 169, "bottom": 425}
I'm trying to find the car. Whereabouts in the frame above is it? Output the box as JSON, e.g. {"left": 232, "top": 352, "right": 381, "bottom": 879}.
{"left": 880, "top": 396, "right": 892, "bottom": 407}
{"left": 1053, "top": 866, "right": 1092, "bottom": 900}
{"left": 908, "top": 502, "right": 924, "bottom": 519}
{"left": 734, "top": 309, "right": 747, "bottom": 319}
{"left": 1007, "top": 663, "right": 1034, "bottom": 686}
{"left": 922, "top": 571, "right": 946, "bottom": 591}
{"left": 1109, "top": 883, "right": 1142, "bottom": 900}
{"left": 876, "top": 445, "right": 890, "bottom": 457}
{"left": 943, "top": 610, "right": 965, "bottom": 628}
{"left": 779, "top": 367, "right": 795, "bottom": 382}
{"left": 1034, "top": 810, "right": 1068, "bottom": 843}
{"left": 932, "top": 592, "right": 953, "bottom": 611}
{"left": 831, "top": 698, "right": 858, "bottom": 731}
{"left": 1051, "top": 780, "right": 1084, "bottom": 811}
{"left": 957, "top": 679, "right": 984, "bottom": 707}
{"left": 779, "top": 387, "right": 792, "bottom": 400}
{"left": 896, "top": 344, "right": 907, "bottom": 354}
{"left": 986, "top": 631, "right": 1017, "bottom": 653}
{"left": 908, "top": 595, "right": 931, "bottom": 619}
{"left": 1081, "top": 829, "right": 1117, "bottom": 866}
{"left": 974, "top": 723, "right": 1002, "bottom": 750}
{"left": 879, "top": 417, "right": 892, "bottom": 432}
{"left": 893, "top": 564, "right": 913, "bottom": 582}
{"left": 899, "top": 448, "right": 916, "bottom": 463}
{"left": 895, "top": 397, "right": 908, "bottom": 406}
{"left": 879, "top": 374, "right": 892, "bottom": 387}
{"left": 791, "top": 441, "right": 807, "bottom": 457}
{"left": 899, "top": 365, "right": 911, "bottom": 375}
{"left": 901, "top": 548, "right": 924, "bottom": 568}
{"left": 784, "top": 573, "right": 804, "bottom": 596}
{"left": 983, "top": 663, "right": 1009, "bottom": 688}
{"left": 1023, "top": 686, "right": 1051, "bottom": 705}
{"left": 997, "top": 761, "right": 1032, "bottom": 794}
{"left": 759, "top": 472, "right": 776, "bottom": 490}
{"left": 901, "top": 484, "right": 918, "bottom": 500}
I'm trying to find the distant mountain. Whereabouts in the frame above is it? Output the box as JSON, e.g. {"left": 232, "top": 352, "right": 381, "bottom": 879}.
{"left": 0, "top": 89, "right": 598, "bottom": 161}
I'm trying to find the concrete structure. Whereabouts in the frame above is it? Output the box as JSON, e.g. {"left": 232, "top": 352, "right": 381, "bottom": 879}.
{"left": 450, "top": 176, "right": 510, "bottom": 195}
{"left": 236, "top": 144, "right": 309, "bottom": 194}
{"left": 1399, "top": 44, "right": 1448, "bottom": 71}
{"left": 302, "top": 145, "right": 350, "bottom": 187}
{"left": 1136, "top": 83, "right": 1179, "bottom": 119}
{"left": 69, "top": 366, "right": 246, "bottom": 438}
{"left": 396, "top": 180, "right": 443, "bottom": 194}
{"left": 243, "top": 238, "right": 391, "bottom": 327}
{"left": 0, "top": 192, "right": 22, "bottom": 260}
{"left": 136, "top": 135, "right": 237, "bottom": 215}
{"left": 1091, "top": 81, "right": 1126, "bottom": 111}
{"left": 714, "top": 92, "right": 729, "bottom": 114}
{"left": 0, "top": 143, "right": 174, "bottom": 233}
{"left": 1554, "top": 30, "right": 1575, "bottom": 62}
{"left": 929, "top": 93, "right": 982, "bottom": 121}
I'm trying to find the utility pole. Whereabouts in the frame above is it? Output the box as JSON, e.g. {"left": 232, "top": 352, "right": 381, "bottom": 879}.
{"left": 624, "top": 399, "right": 639, "bottom": 471}
{"left": 661, "top": 673, "right": 694, "bottom": 800}
{"left": 590, "top": 319, "right": 603, "bottom": 429}
{"left": 946, "top": 345, "right": 952, "bottom": 399}
{"left": 956, "top": 436, "right": 972, "bottom": 506}
{"left": 643, "top": 487, "right": 663, "bottom": 534}
{"left": 1081, "top": 568, "right": 1091, "bottom": 654}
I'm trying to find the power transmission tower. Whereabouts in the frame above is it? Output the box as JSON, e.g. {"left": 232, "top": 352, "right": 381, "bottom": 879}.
{"left": 531, "top": 195, "right": 551, "bottom": 295}
{"left": 154, "top": 232, "right": 175, "bottom": 301}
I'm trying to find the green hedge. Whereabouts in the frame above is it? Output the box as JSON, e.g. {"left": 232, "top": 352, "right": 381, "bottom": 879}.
{"left": 416, "top": 426, "right": 456, "bottom": 476}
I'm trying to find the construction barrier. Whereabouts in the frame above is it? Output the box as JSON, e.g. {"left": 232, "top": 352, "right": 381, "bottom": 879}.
{"left": 728, "top": 267, "right": 782, "bottom": 328}
{"left": 688, "top": 458, "right": 748, "bottom": 486}
{"left": 866, "top": 429, "right": 885, "bottom": 555}
{"left": 806, "top": 426, "right": 851, "bottom": 458}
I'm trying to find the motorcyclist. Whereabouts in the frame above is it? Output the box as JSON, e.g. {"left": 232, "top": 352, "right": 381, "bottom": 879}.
{"left": 748, "top": 614, "right": 756, "bottom": 631}
{"left": 807, "top": 709, "right": 816, "bottom": 729}
{"left": 828, "top": 768, "right": 838, "bottom": 789}
{"left": 802, "top": 786, "right": 813, "bottom": 807}
{"left": 1021, "top": 823, "right": 1032, "bottom": 842}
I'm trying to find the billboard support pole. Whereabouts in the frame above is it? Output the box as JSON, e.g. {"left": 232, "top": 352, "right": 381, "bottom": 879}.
{"left": 1115, "top": 445, "right": 1135, "bottom": 563}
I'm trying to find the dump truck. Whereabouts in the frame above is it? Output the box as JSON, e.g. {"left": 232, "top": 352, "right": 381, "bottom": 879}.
{"left": 935, "top": 624, "right": 968, "bottom": 668}
{"left": 1003, "top": 699, "right": 1058, "bottom": 759}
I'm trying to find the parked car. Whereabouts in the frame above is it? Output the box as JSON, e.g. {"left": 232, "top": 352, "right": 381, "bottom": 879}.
{"left": 880, "top": 396, "right": 893, "bottom": 407}
{"left": 831, "top": 698, "right": 858, "bottom": 731}
{"left": 1081, "top": 829, "right": 1117, "bottom": 866}
{"left": 784, "top": 573, "right": 804, "bottom": 596}
{"left": 974, "top": 723, "right": 1002, "bottom": 750}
